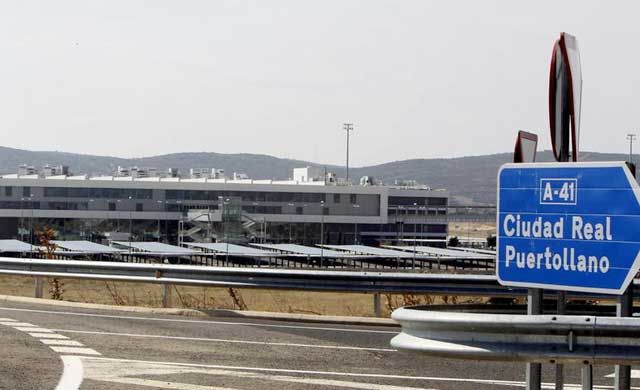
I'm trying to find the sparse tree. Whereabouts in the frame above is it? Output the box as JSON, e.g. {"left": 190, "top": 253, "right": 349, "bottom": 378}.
{"left": 37, "top": 228, "right": 65, "bottom": 300}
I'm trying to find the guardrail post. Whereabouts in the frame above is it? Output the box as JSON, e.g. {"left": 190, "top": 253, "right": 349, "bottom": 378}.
{"left": 615, "top": 284, "right": 633, "bottom": 390}
{"left": 526, "top": 288, "right": 542, "bottom": 390}
{"left": 582, "top": 364, "right": 593, "bottom": 390}
{"left": 162, "top": 284, "right": 172, "bottom": 308}
{"left": 373, "top": 293, "right": 382, "bottom": 317}
{"left": 34, "top": 277, "right": 43, "bottom": 298}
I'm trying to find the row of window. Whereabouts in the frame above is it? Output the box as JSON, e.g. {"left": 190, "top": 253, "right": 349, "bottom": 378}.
{"left": 0, "top": 187, "right": 446, "bottom": 209}
{"left": 43, "top": 187, "right": 153, "bottom": 199}
{"left": 388, "top": 209, "right": 447, "bottom": 216}
{"left": 370, "top": 223, "right": 448, "bottom": 234}
{"left": 388, "top": 196, "right": 448, "bottom": 207}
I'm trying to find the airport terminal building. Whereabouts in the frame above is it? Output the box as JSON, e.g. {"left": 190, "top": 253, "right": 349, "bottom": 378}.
{"left": 0, "top": 166, "right": 448, "bottom": 246}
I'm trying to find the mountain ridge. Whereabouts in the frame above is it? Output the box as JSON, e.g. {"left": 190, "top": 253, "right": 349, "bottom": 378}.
{"left": 0, "top": 146, "right": 634, "bottom": 206}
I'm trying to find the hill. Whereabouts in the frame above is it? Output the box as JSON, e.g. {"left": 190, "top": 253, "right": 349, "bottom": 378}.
{"left": 0, "top": 146, "right": 633, "bottom": 205}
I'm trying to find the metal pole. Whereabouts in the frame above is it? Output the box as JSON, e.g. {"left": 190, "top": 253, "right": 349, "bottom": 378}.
{"left": 615, "top": 284, "right": 633, "bottom": 390}
{"left": 162, "top": 284, "right": 171, "bottom": 308}
{"left": 34, "top": 277, "right": 43, "bottom": 298}
{"left": 627, "top": 133, "right": 636, "bottom": 164}
{"left": 320, "top": 201, "right": 325, "bottom": 267}
{"left": 526, "top": 288, "right": 542, "bottom": 390}
{"left": 343, "top": 123, "right": 353, "bottom": 181}
{"left": 581, "top": 364, "right": 593, "bottom": 390}
{"left": 616, "top": 161, "right": 635, "bottom": 390}
{"left": 128, "top": 196, "right": 133, "bottom": 245}
{"left": 157, "top": 200, "right": 162, "bottom": 242}
{"left": 373, "top": 292, "right": 382, "bottom": 317}
{"left": 555, "top": 291, "right": 566, "bottom": 389}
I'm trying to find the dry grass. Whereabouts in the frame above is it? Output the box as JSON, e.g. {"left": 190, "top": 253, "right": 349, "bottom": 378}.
{"left": 0, "top": 274, "right": 483, "bottom": 317}
{"left": 449, "top": 222, "right": 496, "bottom": 238}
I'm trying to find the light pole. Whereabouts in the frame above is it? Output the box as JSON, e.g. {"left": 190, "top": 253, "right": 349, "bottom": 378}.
{"left": 320, "top": 200, "right": 325, "bottom": 267}
{"left": 88, "top": 199, "right": 95, "bottom": 242}
{"left": 128, "top": 196, "right": 133, "bottom": 246}
{"left": 287, "top": 203, "right": 294, "bottom": 243}
{"left": 352, "top": 204, "right": 360, "bottom": 244}
{"left": 219, "top": 197, "right": 230, "bottom": 264}
{"left": 156, "top": 200, "right": 163, "bottom": 242}
{"left": 20, "top": 198, "right": 24, "bottom": 243}
{"left": 29, "top": 194, "right": 34, "bottom": 252}
{"left": 343, "top": 123, "right": 354, "bottom": 181}
{"left": 412, "top": 203, "right": 418, "bottom": 265}
{"left": 627, "top": 133, "right": 637, "bottom": 164}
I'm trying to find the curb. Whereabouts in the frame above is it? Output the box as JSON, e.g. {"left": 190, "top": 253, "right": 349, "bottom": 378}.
{"left": 207, "top": 309, "right": 397, "bottom": 327}
{"left": 0, "top": 295, "right": 207, "bottom": 317}
{"left": 0, "top": 294, "right": 397, "bottom": 326}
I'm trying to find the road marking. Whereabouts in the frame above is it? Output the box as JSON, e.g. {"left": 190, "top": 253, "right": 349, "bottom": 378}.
{"left": 75, "top": 356, "right": 534, "bottom": 385}
{"left": 0, "top": 321, "right": 34, "bottom": 326}
{"left": 55, "top": 355, "right": 84, "bottom": 390}
{"left": 81, "top": 357, "right": 437, "bottom": 390}
{"left": 80, "top": 356, "right": 637, "bottom": 390}
{"left": 29, "top": 333, "right": 69, "bottom": 339}
{"left": 51, "top": 328, "right": 396, "bottom": 352}
{"left": 0, "top": 317, "right": 91, "bottom": 390}
{"left": 13, "top": 326, "right": 53, "bottom": 333}
{"left": 0, "top": 306, "right": 397, "bottom": 334}
{"left": 49, "top": 347, "right": 101, "bottom": 356}
{"left": 40, "top": 339, "right": 84, "bottom": 347}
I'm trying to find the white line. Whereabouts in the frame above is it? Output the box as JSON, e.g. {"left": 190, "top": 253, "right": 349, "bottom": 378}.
{"left": 55, "top": 355, "right": 83, "bottom": 390}
{"left": 0, "top": 306, "right": 396, "bottom": 334}
{"left": 40, "top": 339, "right": 84, "bottom": 347}
{"left": 77, "top": 356, "right": 526, "bottom": 385}
{"left": 13, "top": 326, "right": 53, "bottom": 333}
{"left": 0, "top": 318, "right": 16, "bottom": 321}
{"left": 81, "top": 357, "right": 434, "bottom": 390}
{"left": 1, "top": 322, "right": 36, "bottom": 327}
{"left": 49, "top": 347, "right": 101, "bottom": 355}
{"left": 29, "top": 333, "right": 69, "bottom": 339}
{"left": 51, "top": 328, "right": 396, "bottom": 352}
{"left": 79, "top": 356, "right": 640, "bottom": 390}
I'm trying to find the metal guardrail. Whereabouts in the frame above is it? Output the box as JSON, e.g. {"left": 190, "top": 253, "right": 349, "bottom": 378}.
{"left": 0, "top": 257, "right": 504, "bottom": 295}
{"left": 390, "top": 307, "right": 640, "bottom": 365}
{"left": 0, "top": 257, "right": 638, "bottom": 298}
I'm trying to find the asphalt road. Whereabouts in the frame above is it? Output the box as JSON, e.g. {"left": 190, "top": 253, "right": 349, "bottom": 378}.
{"left": 0, "top": 300, "right": 638, "bottom": 390}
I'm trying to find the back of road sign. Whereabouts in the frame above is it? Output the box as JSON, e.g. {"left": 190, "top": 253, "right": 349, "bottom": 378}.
{"left": 497, "top": 161, "right": 640, "bottom": 295}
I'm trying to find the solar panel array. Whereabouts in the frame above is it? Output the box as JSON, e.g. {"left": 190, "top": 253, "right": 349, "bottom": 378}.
{"left": 184, "top": 242, "right": 276, "bottom": 257}
{"left": 384, "top": 245, "right": 494, "bottom": 259}
{"left": 0, "top": 239, "right": 36, "bottom": 253}
{"left": 53, "top": 240, "right": 125, "bottom": 254}
{"left": 251, "top": 243, "right": 352, "bottom": 258}
{"left": 112, "top": 241, "right": 200, "bottom": 254}
{"left": 321, "top": 244, "right": 416, "bottom": 258}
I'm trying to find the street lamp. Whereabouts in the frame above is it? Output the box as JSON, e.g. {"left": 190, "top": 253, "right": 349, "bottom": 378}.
{"left": 320, "top": 200, "right": 325, "bottom": 267}
{"left": 88, "top": 199, "right": 95, "bottom": 242}
{"left": 412, "top": 203, "right": 418, "bottom": 265}
{"left": 128, "top": 196, "right": 133, "bottom": 246}
{"left": 287, "top": 203, "right": 295, "bottom": 243}
{"left": 343, "top": 123, "right": 354, "bottom": 181}
{"left": 352, "top": 204, "right": 360, "bottom": 244}
{"left": 156, "top": 200, "right": 164, "bottom": 242}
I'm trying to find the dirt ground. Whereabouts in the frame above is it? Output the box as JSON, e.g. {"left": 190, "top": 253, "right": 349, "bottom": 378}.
{"left": 0, "top": 274, "right": 483, "bottom": 317}
{"left": 449, "top": 222, "right": 496, "bottom": 239}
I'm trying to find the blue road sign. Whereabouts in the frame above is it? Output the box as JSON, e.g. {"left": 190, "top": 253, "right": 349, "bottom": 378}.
{"left": 497, "top": 161, "right": 640, "bottom": 295}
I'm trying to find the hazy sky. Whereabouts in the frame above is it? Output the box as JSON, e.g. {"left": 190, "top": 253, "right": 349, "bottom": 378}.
{"left": 0, "top": 1, "right": 638, "bottom": 166}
